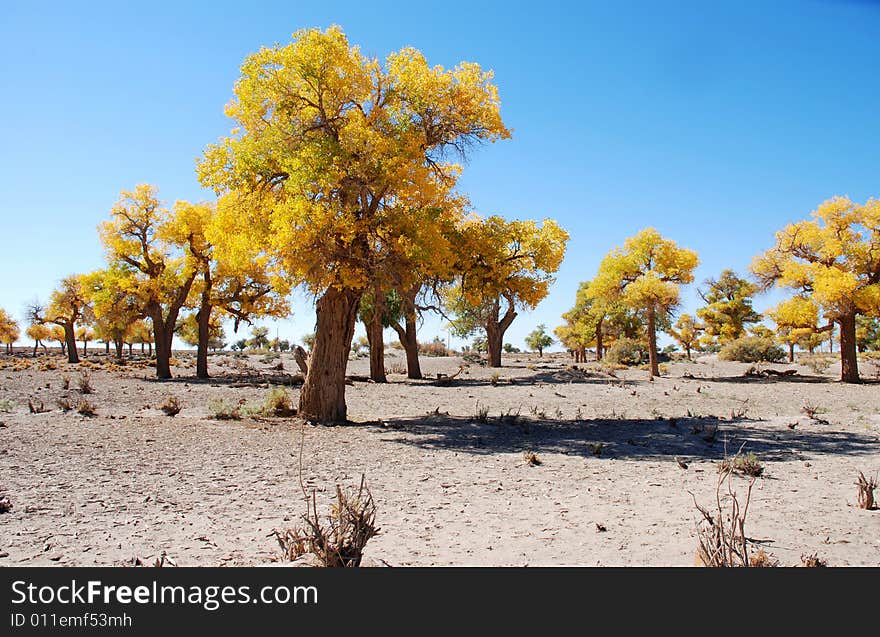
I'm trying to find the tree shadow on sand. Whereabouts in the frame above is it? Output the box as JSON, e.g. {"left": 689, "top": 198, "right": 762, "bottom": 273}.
{"left": 374, "top": 413, "right": 878, "bottom": 463}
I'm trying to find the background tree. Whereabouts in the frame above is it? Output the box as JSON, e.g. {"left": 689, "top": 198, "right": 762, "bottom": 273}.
{"left": 76, "top": 326, "right": 94, "bottom": 356}
{"left": 696, "top": 270, "right": 761, "bottom": 347}
{"left": 99, "top": 185, "right": 199, "bottom": 378}
{"left": 247, "top": 326, "right": 270, "bottom": 350}
{"left": 28, "top": 276, "right": 91, "bottom": 363}
{"left": 0, "top": 309, "right": 20, "bottom": 354}
{"left": 767, "top": 296, "right": 818, "bottom": 363}
{"left": 671, "top": 313, "right": 700, "bottom": 360}
{"left": 26, "top": 323, "right": 51, "bottom": 357}
{"left": 591, "top": 228, "right": 699, "bottom": 378}
{"left": 448, "top": 217, "right": 568, "bottom": 367}
{"left": 752, "top": 196, "right": 880, "bottom": 382}
{"left": 525, "top": 324, "right": 554, "bottom": 356}
{"left": 83, "top": 267, "right": 145, "bottom": 359}
{"left": 197, "top": 27, "right": 511, "bottom": 422}
{"left": 856, "top": 316, "right": 880, "bottom": 352}
{"left": 50, "top": 325, "right": 67, "bottom": 355}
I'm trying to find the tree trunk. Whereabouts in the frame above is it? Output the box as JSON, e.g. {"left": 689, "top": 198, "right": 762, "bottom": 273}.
{"left": 788, "top": 342, "right": 795, "bottom": 363}
{"left": 63, "top": 323, "right": 79, "bottom": 364}
{"left": 299, "top": 287, "right": 361, "bottom": 423}
{"left": 537, "top": 346, "right": 543, "bottom": 357}
{"left": 686, "top": 345, "right": 692, "bottom": 361}
{"left": 128, "top": 343, "right": 133, "bottom": 356}
{"left": 367, "top": 289, "right": 387, "bottom": 383}
{"left": 392, "top": 286, "right": 422, "bottom": 379}
{"left": 82, "top": 341, "right": 88, "bottom": 356}
{"left": 486, "top": 298, "right": 517, "bottom": 368}
{"left": 115, "top": 339, "right": 124, "bottom": 360}
{"left": 153, "top": 318, "right": 172, "bottom": 379}
{"left": 148, "top": 342, "right": 152, "bottom": 356}
{"left": 105, "top": 341, "right": 110, "bottom": 354}
{"left": 196, "top": 301, "right": 212, "bottom": 379}
{"left": 838, "top": 312, "right": 859, "bottom": 383}
{"left": 32, "top": 340, "right": 38, "bottom": 357}
{"left": 646, "top": 305, "right": 659, "bottom": 379}
{"left": 596, "top": 319, "right": 604, "bottom": 361}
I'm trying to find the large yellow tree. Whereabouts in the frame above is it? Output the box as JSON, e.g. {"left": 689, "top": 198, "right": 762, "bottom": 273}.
{"left": 752, "top": 196, "right": 880, "bottom": 382}
{"left": 83, "top": 267, "right": 145, "bottom": 359}
{"left": 591, "top": 228, "right": 699, "bottom": 378}
{"left": 98, "top": 185, "right": 199, "bottom": 378}
{"left": 198, "top": 26, "right": 510, "bottom": 422}
{"left": 447, "top": 216, "right": 568, "bottom": 367}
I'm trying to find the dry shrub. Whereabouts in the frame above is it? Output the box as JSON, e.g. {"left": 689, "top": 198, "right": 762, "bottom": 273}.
{"left": 692, "top": 467, "right": 758, "bottom": 567}
{"left": 718, "top": 337, "right": 785, "bottom": 363}
{"left": 61, "top": 374, "right": 70, "bottom": 389}
{"left": 800, "top": 553, "right": 827, "bottom": 567}
{"left": 801, "top": 401, "right": 827, "bottom": 421}
{"left": 160, "top": 396, "right": 182, "bottom": 417}
{"left": 243, "top": 387, "right": 296, "bottom": 417}
{"left": 0, "top": 494, "right": 12, "bottom": 514}
{"left": 719, "top": 452, "right": 764, "bottom": 477}
{"left": 208, "top": 397, "right": 241, "bottom": 420}
{"left": 749, "top": 549, "right": 778, "bottom": 567}
{"left": 27, "top": 399, "right": 48, "bottom": 414}
{"left": 56, "top": 397, "right": 73, "bottom": 412}
{"left": 77, "top": 400, "right": 97, "bottom": 417}
{"left": 473, "top": 402, "right": 489, "bottom": 423}
{"left": 418, "top": 339, "right": 448, "bottom": 357}
{"left": 587, "top": 442, "right": 604, "bottom": 456}
{"left": 274, "top": 475, "right": 379, "bottom": 567}
{"left": 385, "top": 362, "right": 407, "bottom": 375}
{"left": 77, "top": 372, "right": 93, "bottom": 394}
{"left": 856, "top": 471, "right": 877, "bottom": 510}
{"left": 523, "top": 450, "right": 541, "bottom": 466}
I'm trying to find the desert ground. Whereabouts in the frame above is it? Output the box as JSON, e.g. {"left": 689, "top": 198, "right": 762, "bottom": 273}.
{"left": 1, "top": 349, "right": 878, "bottom": 567}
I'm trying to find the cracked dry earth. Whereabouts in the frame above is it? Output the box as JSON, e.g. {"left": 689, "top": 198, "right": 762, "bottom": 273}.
{"left": 1, "top": 352, "right": 879, "bottom": 566}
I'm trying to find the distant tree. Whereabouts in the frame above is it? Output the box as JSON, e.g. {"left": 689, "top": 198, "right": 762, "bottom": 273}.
{"left": 591, "top": 228, "right": 699, "bottom": 378}
{"left": 766, "top": 297, "right": 818, "bottom": 363}
{"left": 503, "top": 343, "right": 521, "bottom": 353}
{"left": 278, "top": 339, "right": 290, "bottom": 352}
{"left": 752, "top": 196, "right": 880, "bottom": 382}
{"left": 50, "top": 325, "right": 67, "bottom": 354}
{"left": 233, "top": 339, "right": 247, "bottom": 352}
{"left": 29, "top": 276, "right": 92, "bottom": 363}
{"left": 0, "top": 309, "right": 20, "bottom": 354}
{"left": 26, "top": 323, "right": 51, "bottom": 357}
{"left": 696, "top": 270, "right": 761, "bottom": 347}
{"left": 670, "top": 313, "right": 700, "bottom": 360}
{"left": 247, "top": 326, "right": 270, "bottom": 350}
{"left": 525, "top": 324, "right": 554, "bottom": 356}
{"left": 856, "top": 316, "right": 880, "bottom": 352}
{"left": 76, "top": 326, "right": 94, "bottom": 356}
{"left": 301, "top": 333, "right": 316, "bottom": 352}
{"left": 82, "top": 268, "right": 144, "bottom": 359}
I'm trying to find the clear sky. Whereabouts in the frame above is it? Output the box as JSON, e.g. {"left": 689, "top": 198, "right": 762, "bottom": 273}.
{"left": 1, "top": 0, "right": 878, "bottom": 351}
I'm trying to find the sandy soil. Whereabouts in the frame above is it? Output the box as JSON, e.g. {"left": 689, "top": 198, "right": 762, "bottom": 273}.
{"left": 1, "top": 350, "right": 878, "bottom": 566}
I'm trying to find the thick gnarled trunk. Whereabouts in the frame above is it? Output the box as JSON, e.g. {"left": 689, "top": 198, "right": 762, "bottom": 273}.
{"left": 299, "top": 287, "right": 361, "bottom": 423}
{"left": 392, "top": 286, "right": 422, "bottom": 379}
{"left": 485, "top": 298, "right": 517, "bottom": 368}
{"left": 196, "top": 270, "right": 213, "bottom": 379}
{"left": 63, "top": 323, "right": 79, "bottom": 364}
{"left": 838, "top": 312, "right": 859, "bottom": 383}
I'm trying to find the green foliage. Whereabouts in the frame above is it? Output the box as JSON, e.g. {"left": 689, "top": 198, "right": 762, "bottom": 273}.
{"left": 525, "top": 324, "right": 554, "bottom": 354}
{"left": 604, "top": 338, "right": 647, "bottom": 366}
{"left": 718, "top": 337, "right": 785, "bottom": 363}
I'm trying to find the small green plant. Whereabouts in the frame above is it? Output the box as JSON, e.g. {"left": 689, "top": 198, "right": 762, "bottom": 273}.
{"left": 0, "top": 398, "right": 14, "bottom": 413}
{"left": 77, "top": 400, "right": 97, "bottom": 416}
{"left": 604, "top": 338, "right": 647, "bottom": 366}
{"left": 208, "top": 397, "right": 241, "bottom": 420}
{"left": 587, "top": 442, "right": 604, "bottom": 456}
{"left": 259, "top": 387, "right": 296, "bottom": 416}
{"left": 720, "top": 452, "right": 764, "bottom": 477}
{"left": 160, "top": 396, "right": 182, "bottom": 417}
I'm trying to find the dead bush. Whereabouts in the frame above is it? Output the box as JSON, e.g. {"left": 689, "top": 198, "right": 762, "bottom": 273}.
{"left": 800, "top": 553, "right": 827, "bottom": 567}
{"left": 77, "top": 400, "right": 97, "bottom": 417}
{"left": 691, "top": 467, "right": 758, "bottom": 567}
{"left": 56, "top": 397, "right": 73, "bottom": 412}
{"left": 749, "top": 549, "right": 778, "bottom": 567}
{"left": 28, "top": 399, "right": 48, "bottom": 414}
{"left": 856, "top": 471, "right": 877, "bottom": 510}
{"left": 77, "top": 372, "right": 93, "bottom": 394}
{"left": 274, "top": 475, "right": 379, "bottom": 567}
{"left": 473, "top": 403, "right": 489, "bottom": 423}
{"left": 160, "top": 396, "right": 182, "bottom": 416}
{"left": 523, "top": 450, "right": 542, "bottom": 466}
{"left": 801, "top": 401, "right": 827, "bottom": 421}
{"left": 61, "top": 374, "right": 70, "bottom": 389}
{"left": 0, "top": 494, "right": 12, "bottom": 514}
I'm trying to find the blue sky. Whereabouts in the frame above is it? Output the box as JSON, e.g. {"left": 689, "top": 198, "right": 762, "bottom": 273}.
{"left": 1, "top": 0, "right": 878, "bottom": 350}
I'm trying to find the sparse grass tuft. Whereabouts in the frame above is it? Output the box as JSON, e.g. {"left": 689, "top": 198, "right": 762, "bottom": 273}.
{"left": 522, "top": 450, "right": 541, "bottom": 466}
{"left": 748, "top": 549, "right": 778, "bottom": 567}
{"left": 61, "top": 374, "right": 70, "bottom": 390}
{"left": 800, "top": 553, "right": 827, "bottom": 567}
{"left": 77, "top": 372, "right": 93, "bottom": 394}
{"left": 77, "top": 400, "right": 97, "bottom": 417}
{"left": 208, "top": 397, "right": 241, "bottom": 420}
{"left": 719, "top": 452, "right": 764, "bottom": 477}
{"left": 56, "top": 397, "right": 73, "bottom": 412}
{"left": 692, "top": 470, "right": 758, "bottom": 567}
{"left": 0, "top": 398, "right": 14, "bottom": 412}
{"left": 473, "top": 402, "right": 489, "bottom": 423}
{"left": 801, "top": 401, "right": 827, "bottom": 421}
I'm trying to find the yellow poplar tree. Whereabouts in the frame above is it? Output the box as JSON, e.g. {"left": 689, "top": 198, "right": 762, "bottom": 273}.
{"left": 591, "top": 228, "right": 699, "bottom": 378}
{"left": 0, "top": 309, "right": 20, "bottom": 354}
{"left": 98, "top": 185, "right": 199, "bottom": 378}
{"left": 752, "top": 196, "right": 880, "bottom": 382}
{"left": 197, "top": 26, "right": 510, "bottom": 421}
{"left": 767, "top": 296, "right": 819, "bottom": 363}
{"left": 671, "top": 313, "right": 700, "bottom": 360}
{"left": 26, "top": 323, "right": 51, "bottom": 357}
{"left": 29, "top": 275, "right": 92, "bottom": 363}
{"left": 447, "top": 216, "right": 568, "bottom": 367}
